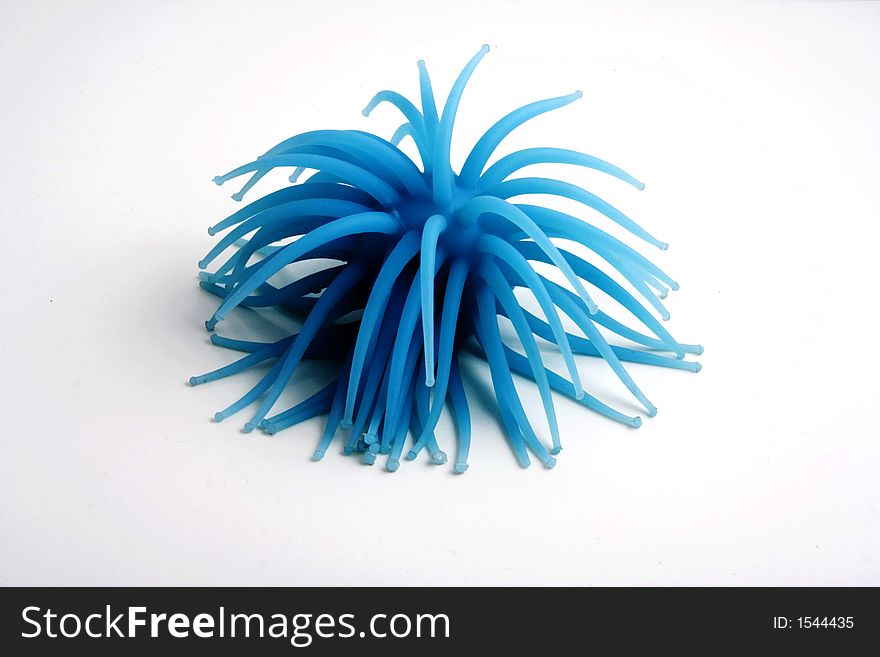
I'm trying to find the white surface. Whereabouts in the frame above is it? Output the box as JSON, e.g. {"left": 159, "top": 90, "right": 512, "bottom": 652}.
{"left": 1, "top": 0, "right": 878, "bottom": 586}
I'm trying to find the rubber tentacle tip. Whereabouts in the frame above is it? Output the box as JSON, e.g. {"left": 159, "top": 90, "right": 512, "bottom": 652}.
{"left": 213, "top": 412, "right": 224, "bottom": 423}
{"left": 362, "top": 451, "right": 377, "bottom": 465}
{"left": 312, "top": 449, "right": 325, "bottom": 461}
{"left": 453, "top": 462, "right": 469, "bottom": 474}
{"left": 386, "top": 458, "right": 400, "bottom": 472}
{"left": 543, "top": 457, "right": 557, "bottom": 469}
{"left": 431, "top": 451, "right": 448, "bottom": 465}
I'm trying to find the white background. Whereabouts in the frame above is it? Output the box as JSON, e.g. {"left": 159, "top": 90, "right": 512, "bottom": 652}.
{"left": 1, "top": 0, "right": 878, "bottom": 585}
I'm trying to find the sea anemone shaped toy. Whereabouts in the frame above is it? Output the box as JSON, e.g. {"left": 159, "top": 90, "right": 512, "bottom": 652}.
{"left": 192, "top": 45, "right": 702, "bottom": 473}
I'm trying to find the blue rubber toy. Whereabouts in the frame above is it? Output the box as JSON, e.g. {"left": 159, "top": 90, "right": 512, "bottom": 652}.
{"left": 192, "top": 45, "right": 701, "bottom": 472}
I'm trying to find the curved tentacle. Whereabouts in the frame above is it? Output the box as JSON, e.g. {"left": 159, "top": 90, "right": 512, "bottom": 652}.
{"left": 447, "top": 356, "right": 472, "bottom": 473}
{"left": 312, "top": 345, "right": 355, "bottom": 460}
{"left": 432, "top": 44, "right": 490, "bottom": 210}
{"left": 479, "top": 147, "right": 645, "bottom": 190}
{"left": 390, "top": 123, "right": 416, "bottom": 150}
{"left": 419, "top": 214, "right": 448, "bottom": 386}
{"left": 513, "top": 241, "right": 687, "bottom": 356}
{"left": 345, "top": 320, "right": 394, "bottom": 455}
{"left": 343, "top": 231, "right": 421, "bottom": 424}
{"left": 386, "top": 372, "right": 417, "bottom": 473}
{"left": 480, "top": 258, "right": 561, "bottom": 454}
{"left": 473, "top": 287, "right": 555, "bottom": 468}
{"left": 362, "top": 90, "right": 431, "bottom": 165}
{"left": 243, "top": 261, "right": 368, "bottom": 431}
{"left": 410, "top": 257, "right": 469, "bottom": 458}
{"left": 208, "top": 182, "right": 374, "bottom": 236}
{"left": 476, "top": 233, "right": 585, "bottom": 400}
{"left": 417, "top": 59, "right": 440, "bottom": 143}
{"left": 415, "top": 368, "right": 447, "bottom": 465}
{"left": 383, "top": 252, "right": 447, "bottom": 445}
{"left": 364, "top": 359, "right": 393, "bottom": 446}
{"left": 461, "top": 195, "right": 599, "bottom": 314}
{"left": 198, "top": 198, "right": 370, "bottom": 270}
{"left": 208, "top": 212, "right": 402, "bottom": 326}
{"left": 498, "top": 344, "right": 643, "bottom": 427}
{"left": 516, "top": 204, "right": 678, "bottom": 308}
{"left": 214, "top": 153, "right": 402, "bottom": 208}
{"left": 516, "top": 308, "right": 701, "bottom": 371}
{"left": 263, "top": 382, "right": 336, "bottom": 435}
{"left": 459, "top": 91, "right": 582, "bottom": 187}
{"left": 227, "top": 264, "right": 345, "bottom": 309}
{"left": 239, "top": 130, "right": 426, "bottom": 198}
{"left": 540, "top": 275, "right": 658, "bottom": 416}
{"left": 385, "top": 312, "right": 426, "bottom": 452}
{"left": 489, "top": 177, "right": 666, "bottom": 250}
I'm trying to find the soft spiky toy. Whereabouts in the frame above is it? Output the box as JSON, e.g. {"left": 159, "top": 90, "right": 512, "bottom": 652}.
{"left": 191, "top": 45, "right": 702, "bottom": 473}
